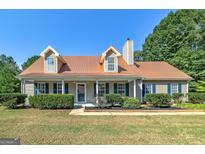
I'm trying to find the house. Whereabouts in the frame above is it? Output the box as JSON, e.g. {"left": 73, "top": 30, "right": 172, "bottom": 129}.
{"left": 18, "top": 39, "right": 192, "bottom": 106}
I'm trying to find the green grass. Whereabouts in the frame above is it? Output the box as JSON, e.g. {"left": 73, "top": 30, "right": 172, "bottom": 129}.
{"left": 1, "top": 107, "right": 205, "bottom": 144}
{"left": 176, "top": 103, "right": 205, "bottom": 110}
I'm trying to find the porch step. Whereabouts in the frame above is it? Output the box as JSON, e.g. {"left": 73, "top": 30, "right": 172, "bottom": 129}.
{"left": 74, "top": 103, "right": 97, "bottom": 108}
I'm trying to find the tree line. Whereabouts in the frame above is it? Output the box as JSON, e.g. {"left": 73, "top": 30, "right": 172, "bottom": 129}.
{"left": 135, "top": 10, "right": 205, "bottom": 92}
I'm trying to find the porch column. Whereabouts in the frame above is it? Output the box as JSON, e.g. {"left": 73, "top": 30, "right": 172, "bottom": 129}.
{"left": 133, "top": 80, "right": 136, "bottom": 98}
{"left": 140, "top": 79, "right": 143, "bottom": 102}
{"left": 23, "top": 80, "right": 26, "bottom": 94}
{"left": 96, "top": 80, "right": 99, "bottom": 104}
{"left": 21, "top": 80, "right": 23, "bottom": 93}
{"left": 62, "top": 80, "right": 65, "bottom": 94}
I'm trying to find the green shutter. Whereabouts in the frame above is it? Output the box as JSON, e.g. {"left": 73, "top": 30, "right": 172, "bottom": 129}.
{"left": 126, "top": 83, "right": 129, "bottom": 96}
{"left": 94, "top": 83, "right": 96, "bottom": 97}
{"left": 53, "top": 83, "right": 57, "bottom": 94}
{"left": 65, "top": 83, "right": 69, "bottom": 94}
{"left": 114, "top": 83, "right": 117, "bottom": 93}
{"left": 34, "top": 82, "right": 38, "bottom": 95}
{"left": 167, "top": 83, "right": 171, "bottom": 94}
{"left": 178, "top": 83, "right": 182, "bottom": 93}
{"left": 45, "top": 83, "right": 49, "bottom": 94}
{"left": 106, "top": 83, "right": 109, "bottom": 94}
{"left": 152, "top": 83, "right": 156, "bottom": 93}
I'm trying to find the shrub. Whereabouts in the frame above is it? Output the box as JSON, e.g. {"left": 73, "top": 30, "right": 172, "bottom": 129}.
{"left": 172, "top": 93, "right": 184, "bottom": 103}
{"left": 122, "top": 97, "right": 140, "bottom": 109}
{"left": 0, "top": 93, "right": 27, "bottom": 109}
{"left": 144, "top": 93, "right": 172, "bottom": 107}
{"left": 3, "top": 98, "right": 17, "bottom": 109}
{"left": 187, "top": 93, "right": 205, "bottom": 104}
{"left": 29, "top": 94, "right": 74, "bottom": 109}
{"left": 105, "top": 93, "right": 123, "bottom": 106}
{"left": 176, "top": 103, "right": 205, "bottom": 110}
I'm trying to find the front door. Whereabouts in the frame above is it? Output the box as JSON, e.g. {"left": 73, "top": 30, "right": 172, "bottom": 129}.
{"left": 76, "top": 83, "right": 86, "bottom": 103}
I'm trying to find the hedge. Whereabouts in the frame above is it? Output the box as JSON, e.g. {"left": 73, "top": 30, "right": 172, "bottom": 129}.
{"left": 0, "top": 93, "right": 27, "bottom": 109}
{"left": 122, "top": 97, "right": 140, "bottom": 109}
{"left": 144, "top": 93, "right": 172, "bottom": 107}
{"left": 29, "top": 94, "right": 74, "bottom": 109}
{"left": 172, "top": 93, "right": 184, "bottom": 103}
{"left": 105, "top": 93, "right": 123, "bottom": 106}
{"left": 187, "top": 93, "right": 205, "bottom": 104}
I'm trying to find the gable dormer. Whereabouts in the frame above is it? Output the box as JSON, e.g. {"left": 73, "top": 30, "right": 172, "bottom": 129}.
{"left": 100, "top": 46, "right": 121, "bottom": 72}
{"left": 40, "top": 46, "right": 65, "bottom": 73}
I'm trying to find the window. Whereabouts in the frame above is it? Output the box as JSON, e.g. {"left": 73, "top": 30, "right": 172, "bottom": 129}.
{"left": 171, "top": 83, "right": 178, "bottom": 94}
{"left": 57, "top": 83, "right": 62, "bottom": 94}
{"left": 37, "top": 83, "right": 46, "bottom": 94}
{"left": 47, "top": 57, "right": 55, "bottom": 72}
{"left": 107, "top": 56, "right": 115, "bottom": 71}
{"left": 117, "top": 83, "right": 126, "bottom": 95}
{"left": 98, "top": 83, "right": 105, "bottom": 97}
{"left": 145, "top": 84, "right": 152, "bottom": 94}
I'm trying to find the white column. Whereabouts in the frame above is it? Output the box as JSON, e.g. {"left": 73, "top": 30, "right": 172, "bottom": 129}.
{"left": 133, "top": 80, "right": 136, "bottom": 98}
{"left": 96, "top": 80, "right": 99, "bottom": 104}
{"left": 23, "top": 80, "right": 26, "bottom": 94}
{"left": 140, "top": 79, "right": 143, "bottom": 102}
{"left": 62, "top": 80, "right": 65, "bottom": 94}
{"left": 21, "top": 80, "right": 23, "bottom": 93}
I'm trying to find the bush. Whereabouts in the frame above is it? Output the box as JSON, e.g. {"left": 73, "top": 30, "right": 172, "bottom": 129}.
{"left": 187, "top": 93, "right": 205, "bottom": 104}
{"left": 122, "top": 97, "right": 140, "bottom": 109}
{"left": 0, "top": 93, "right": 27, "bottom": 109}
{"left": 144, "top": 93, "right": 172, "bottom": 107}
{"left": 3, "top": 98, "right": 17, "bottom": 109}
{"left": 172, "top": 93, "right": 184, "bottom": 103}
{"left": 105, "top": 93, "right": 123, "bottom": 106}
{"left": 29, "top": 94, "right": 74, "bottom": 109}
{"left": 176, "top": 103, "right": 205, "bottom": 110}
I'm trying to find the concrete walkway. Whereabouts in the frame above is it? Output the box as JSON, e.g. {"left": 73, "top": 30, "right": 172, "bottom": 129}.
{"left": 69, "top": 108, "right": 205, "bottom": 116}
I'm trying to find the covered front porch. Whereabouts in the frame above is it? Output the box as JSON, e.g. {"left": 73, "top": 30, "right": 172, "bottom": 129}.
{"left": 21, "top": 78, "right": 143, "bottom": 106}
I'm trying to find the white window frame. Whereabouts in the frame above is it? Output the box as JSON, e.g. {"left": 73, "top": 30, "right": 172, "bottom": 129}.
{"left": 171, "top": 83, "right": 178, "bottom": 94}
{"left": 145, "top": 83, "right": 152, "bottom": 94}
{"left": 107, "top": 56, "right": 115, "bottom": 72}
{"left": 56, "top": 82, "right": 62, "bottom": 94}
{"left": 37, "top": 83, "right": 46, "bottom": 94}
{"left": 47, "top": 56, "right": 56, "bottom": 72}
{"left": 98, "top": 83, "right": 106, "bottom": 97}
{"left": 117, "top": 83, "right": 126, "bottom": 96}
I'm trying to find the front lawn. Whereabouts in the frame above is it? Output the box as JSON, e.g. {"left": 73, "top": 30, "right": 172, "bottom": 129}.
{"left": 1, "top": 106, "right": 205, "bottom": 144}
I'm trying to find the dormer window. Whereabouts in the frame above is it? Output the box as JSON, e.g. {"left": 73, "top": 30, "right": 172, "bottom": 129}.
{"left": 107, "top": 56, "right": 115, "bottom": 71}
{"left": 46, "top": 56, "right": 56, "bottom": 72}
{"left": 47, "top": 57, "right": 55, "bottom": 71}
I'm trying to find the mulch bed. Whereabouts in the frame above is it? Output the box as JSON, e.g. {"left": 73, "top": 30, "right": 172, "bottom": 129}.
{"left": 84, "top": 107, "right": 204, "bottom": 112}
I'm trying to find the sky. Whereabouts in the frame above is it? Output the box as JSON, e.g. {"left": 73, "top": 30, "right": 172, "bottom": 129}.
{"left": 0, "top": 9, "right": 173, "bottom": 67}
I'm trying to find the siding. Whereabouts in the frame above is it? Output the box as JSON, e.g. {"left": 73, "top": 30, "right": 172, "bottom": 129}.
{"left": 24, "top": 81, "right": 34, "bottom": 96}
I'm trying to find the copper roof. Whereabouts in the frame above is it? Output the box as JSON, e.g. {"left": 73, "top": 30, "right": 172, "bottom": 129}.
{"left": 19, "top": 56, "right": 192, "bottom": 80}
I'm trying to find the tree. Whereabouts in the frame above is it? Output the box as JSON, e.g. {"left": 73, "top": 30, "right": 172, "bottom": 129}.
{"left": 134, "top": 50, "right": 143, "bottom": 61}
{"left": 0, "top": 54, "right": 20, "bottom": 93}
{"left": 21, "top": 55, "right": 39, "bottom": 70}
{"left": 142, "top": 10, "right": 205, "bottom": 91}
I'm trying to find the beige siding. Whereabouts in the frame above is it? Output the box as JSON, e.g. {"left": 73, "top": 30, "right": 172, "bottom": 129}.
{"left": 24, "top": 81, "right": 34, "bottom": 96}
{"left": 86, "top": 82, "right": 95, "bottom": 103}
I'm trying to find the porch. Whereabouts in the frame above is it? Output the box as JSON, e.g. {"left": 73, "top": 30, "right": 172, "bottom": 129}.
{"left": 21, "top": 79, "right": 143, "bottom": 106}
